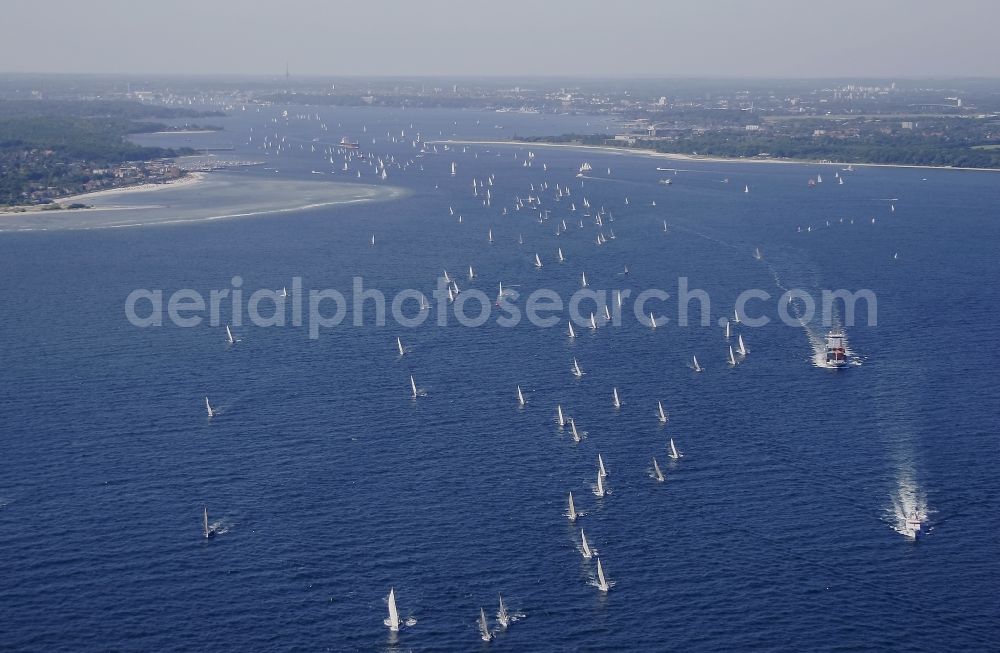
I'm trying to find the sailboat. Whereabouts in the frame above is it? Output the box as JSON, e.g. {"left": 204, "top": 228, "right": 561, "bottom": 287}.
{"left": 385, "top": 588, "right": 401, "bottom": 632}
{"left": 692, "top": 355, "right": 703, "bottom": 372}
{"left": 744, "top": 184, "right": 750, "bottom": 193}
{"left": 534, "top": 253, "right": 543, "bottom": 268}
{"left": 558, "top": 247, "right": 564, "bottom": 262}
{"left": 580, "top": 528, "right": 594, "bottom": 558}
{"left": 567, "top": 320, "right": 576, "bottom": 338}
{"left": 594, "top": 469, "right": 606, "bottom": 497}
{"left": 657, "top": 401, "right": 668, "bottom": 424}
{"left": 733, "top": 308, "right": 741, "bottom": 324}
{"left": 225, "top": 324, "right": 235, "bottom": 345}
{"left": 450, "top": 161, "right": 456, "bottom": 176}
{"left": 737, "top": 334, "right": 747, "bottom": 356}
{"left": 604, "top": 305, "right": 611, "bottom": 321}
{"left": 569, "top": 419, "right": 582, "bottom": 443}
{"left": 479, "top": 607, "right": 492, "bottom": 641}
{"left": 517, "top": 385, "right": 526, "bottom": 406}
{"left": 397, "top": 337, "right": 406, "bottom": 357}
{"left": 581, "top": 271, "right": 588, "bottom": 288}
{"left": 556, "top": 404, "right": 565, "bottom": 427}
{"left": 598, "top": 454, "right": 608, "bottom": 478}
{"left": 754, "top": 247, "right": 762, "bottom": 260}
{"left": 205, "top": 396, "right": 215, "bottom": 418}
{"left": 728, "top": 345, "right": 738, "bottom": 366}
{"left": 595, "top": 558, "right": 610, "bottom": 592}
{"left": 669, "top": 438, "right": 683, "bottom": 460}
{"left": 488, "top": 228, "right": 493, "bottom": 243}
{"left": 203, "top": 507, "right": 216, "bottom": 538}
{"left": 652, "top": 458, "right": 665, "bottom": 482}
{"left": 572, "top": 358, "right": 584, "bottom": 377}
{"left": 496, "top": 595, "right": 511, "bottom": 628}
{"left": 468, "top": 265, "right": 475, "bottom": 279}
{"left": 410, "top": 375, "right": 419, "bottom": 399}
{"left": 589, "top": 313, "right": 597, "bottom": 330}
{"left": 567, "top": 492, "right": 578, "bottom": 522}
{"left": 612, "top": 387, "right": 621, "bottom": 409}
{"left": 649, "top": 311, "right": 657, "bottom": 329}
{"left": 724, "top": 320, "right": 731, "bottom": 340}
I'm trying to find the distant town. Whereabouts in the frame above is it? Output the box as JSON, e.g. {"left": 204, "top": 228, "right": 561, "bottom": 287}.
{"left": 2, "top": 75, "right": 999, "bottom": 205}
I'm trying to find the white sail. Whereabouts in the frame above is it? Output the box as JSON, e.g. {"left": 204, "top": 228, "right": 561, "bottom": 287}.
{"left": 567, "top": 320, "right": 576, "bottom": 338}
{"left": 744, "top": 184, "right": 750, "bottom": 193}
{"left": 535, "top": 253, "right": 543, "bottom": 268}
{"left": 570, "top": 419, "right": 581, "bottom": 443}
{"left": 652, "top": 457, "right": 665, "bottom": 482}
{"left": 567, "top": 491, "right": 577, "bottom": 521}
{"left": 657, "top": 400, "right": 668, "bottom": 424}
{"left": 589, "top": 313, "right": 597, "bottom": 330}
{"left": 205, "top": 396, "right": 214, "bottom": 418}
{"left": 598, "top": 454, "right": 607, "bottom": 478}
{"left": 557, "top": 404, "right": 565, "bottom": 427}
{"left": 496, "top": 594, "right": 510, "bottom": 628}
{"left": 594, "top": 470, "right": 605, "bottom": 497}
{"left": 596, "top": 558, "right": 610, "bottom": 592}
{"left": 692, "top": 355, "right": 702, "bottom": 372}
{"left": 725, "top": 320, "right": 731, "bottom": 339}
{"left": 669, "top": 438, "right": 682, "bottom": 460}
{"left": 580, "top": 528, "right": 593, "bottom": 558}
{"left": 479, "top": 607, "right": 492, "bottom": 641}
{"left": 385, "top": 588, "right": 401, "bottom": 631}
{"left": 397, "top": 337, "right": 405, "bottom": 356}
{"left": 488, "top": 228, "right": 493, "bottom": 243}
{"left": 572, "top": 358, "right": 584, "bottom": 377}
{"left": 410, "top": 375, "right": 418, "bottom": 399}
{"left": 738, "top": 334, "right": 747, "bottom": 356}
{"left": 581, "top": 271, "right": 588, "bottom": 287}
{"left": 371, "top": 234, "right": 376, "bottom": 246}
{"left": 557, "top": 247, "right": 564, "bottom": 262}
{"left": 612, "top": 387, "right": 621, "bottom": 409}
{"left": 203, "top": 506, "right": 212, "bottom": 538}
{"left": 728, "top": 345, "right": 737, "bottom": 366}
{"left": 604, "top": 305, "right": 611, "bottom": 321}
{"left": 517, "top": 385, "right": 525, "bottom": 406}
{"left": 754, "top": 247, "right": 762, "bottom": 260}
{"left": 450, "top": 161, "right": 456, "bottom": 176}
{"left": 650, "top": 311, "right": 657, "bottom": 329}
{"left": 225, "top": 324, "right": 235, "bottom": 345}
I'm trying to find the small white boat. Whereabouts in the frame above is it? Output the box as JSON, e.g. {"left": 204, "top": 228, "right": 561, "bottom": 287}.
{"left": 652, "top": 458, "right": 665, "bottom": 482}
{"left": 385, "top": 588, "right": 401, "bottom": 631}
{"left": 517, "top": 385, "right": 526, "bottom": 406}
{"left": 589, "top": 313, "right": 597, "bottom": 331}
{"left": 724, "top": 320, "right": 731, "bottom": 340}
{"left": 594, "top": 469, "right": 606, "bottom": 497}
{"left": 904, "top": 512, "right": 923, "bottom": 540}
{"left": 754, "top": 247, "right": 762, "bottom": 260}
{"left": 567, "top": 320, "right": 576, "bottom": 338}
{"left": 397, "top": 337, "right": 406, "bottom": 357}
{"left": 450, "top": 161, "right": 457, "bottom": 176}
{"left": 595, "top": 558, "right": 610, "bottom": 592}
{"left": 557, "top": 247, "right": 565, "bottom": 262}
{"left": 572, "top": 358, "right": 585, "bottom": 377}
{"left": 649, "top": 311, "right": 657, "bottom": 329}
{"left": 657, "top": 401, "right": 668, "bottom": 424}
{"left": 567, "top": 491, "right": 578, "bottom": 522}
{"left": 225, "top": 324, "right": 235, "bottom": 345}
{"left": 669, "top": 438, "right": 682, "bottom": 460}
{"left": 692, "top": 355, "right": 703, "bottom": 373}
{"left": 205, "top": 397, "right": 215, "bottom": 418}
{"left": 569, "top": 419, "right": 582, "bottom": 443}
{"left": 737, "top": 334, "right": 747, "bottom": 357}
{"left": 468, "top": 265, "right": 475, "bottom": 279}
{"left": 534, "top": 253, "right": 543, "bottom": 268}
{"left": 744, "top": 185, "right": 750, "bottom": 193}
{"left": 728, "top": 345, "right": 738, "bottom": 366}
{"left": 410, "top": 375, "right": 419, "bottom": 399}
{"left": 203, "top": 506, "right": 216, "bottom": 539}
{"left": 581, "top": 271, "right": 588, "bottom": 288}
{"left": 580, "top": 528, "right": 594, "bottom": 558}
{"left": 370, "top": 234, "right": 376, "bottom": 247}
{"left": 556, "top": 404, "right": 565, "bottom": 427}
{"left": 598, "top": 454, "right": 607, "bottom": 479}
{"left": 496, "top": 594, "right": 510, "bottom": 628}
{"left": 479, "top": 607, "right": 492, "bottom": 642}
{"left": 612, "top": 387, "right": 621, "bottom": 409}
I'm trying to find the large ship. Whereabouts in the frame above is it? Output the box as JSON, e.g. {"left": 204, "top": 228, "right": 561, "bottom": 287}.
{"left": 338, "top": 137, "right": 359, "bottom": 149}
{"left": 825, "top": 329, "right": 849, "bottom": 368}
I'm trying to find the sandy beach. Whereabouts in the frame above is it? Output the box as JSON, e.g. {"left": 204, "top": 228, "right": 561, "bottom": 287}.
{"left": 431, "top": 140, "right": 1000, "bottom": 172}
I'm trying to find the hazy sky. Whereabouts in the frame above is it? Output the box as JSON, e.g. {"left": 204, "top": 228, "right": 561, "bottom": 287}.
{"left": 3, "top": 0, "right": 999, "bottom": 78}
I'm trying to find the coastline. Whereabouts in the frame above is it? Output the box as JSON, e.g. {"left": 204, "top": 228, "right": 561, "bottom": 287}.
{"left": 430, "top": 139, "right": 1000, "bottom": 172}
{"left": 0, "top": 172, "right": 209, "bottom": 217}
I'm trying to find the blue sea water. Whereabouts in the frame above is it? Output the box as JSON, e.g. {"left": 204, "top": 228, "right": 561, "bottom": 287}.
{"left": 1, "top": 106, "right": 999, "bottom": 652}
